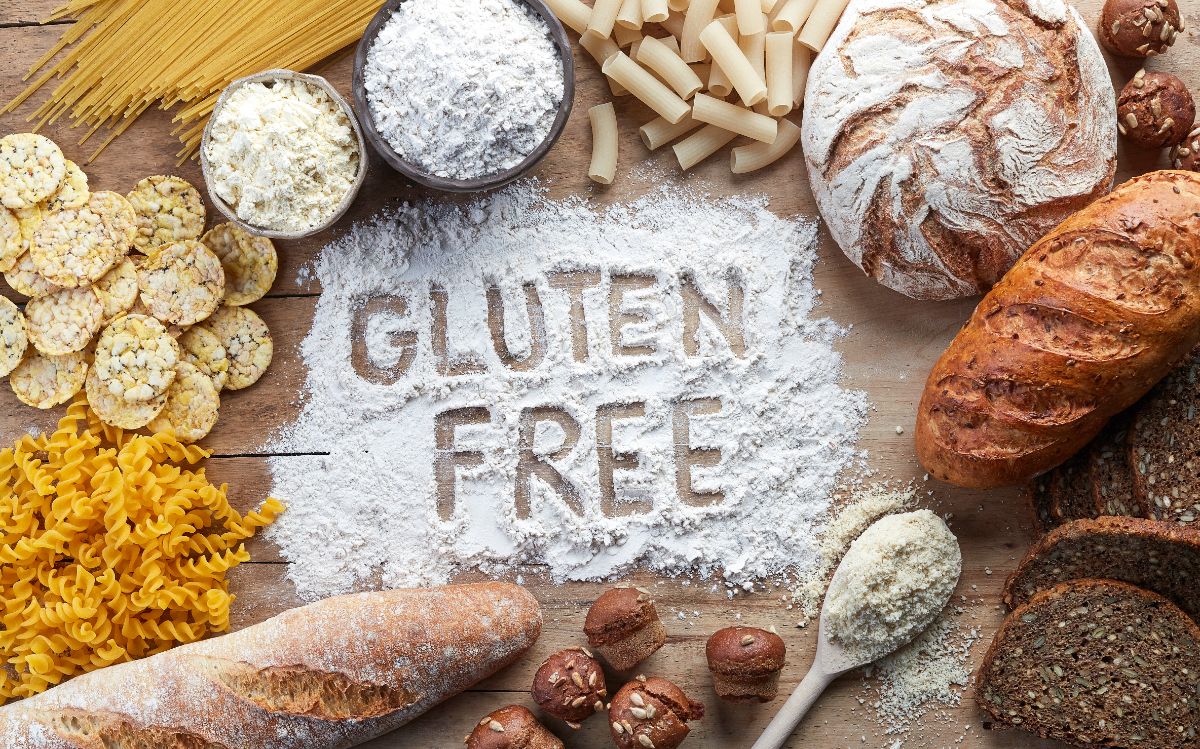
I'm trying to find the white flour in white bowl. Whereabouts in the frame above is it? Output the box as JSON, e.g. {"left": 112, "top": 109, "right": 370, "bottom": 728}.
{"left": 267, "top": 182, "right": 870, "bottom": 600}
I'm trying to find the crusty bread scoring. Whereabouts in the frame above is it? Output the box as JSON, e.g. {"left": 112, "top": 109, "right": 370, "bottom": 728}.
{"left": 0, "top": 583, "right": 542, "bottom": 749}
{"left": 915, "top": 171, "right": 1200, "bottom": 488}
{"left": 802, "top": 0, "right": 1116, "bottom": 300}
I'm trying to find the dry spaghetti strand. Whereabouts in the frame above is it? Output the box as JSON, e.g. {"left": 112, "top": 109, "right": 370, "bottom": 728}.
{"left": 3, "top": 0, "right": 383, "bottom": 163}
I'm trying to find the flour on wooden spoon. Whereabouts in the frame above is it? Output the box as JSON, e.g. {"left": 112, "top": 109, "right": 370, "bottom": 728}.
{"left": 267, "top": 182, "right": 869, "bottom": 600}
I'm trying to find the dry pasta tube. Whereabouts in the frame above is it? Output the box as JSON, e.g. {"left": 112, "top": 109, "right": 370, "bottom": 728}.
{"left": 731, "top": 117, "right": 801, "bottom": 172}
{"left": 590, "top": 0, "right": 625, "bottom": 36}
{"left": 637, "top": 35, "right": 705, "bottom": 99}
{"left": 581, "top": 32, "right": 630, "bottom": 95}
{"left": 771, "top": 0, "right": 818, "bottom": 32}
{"left": 765, "top": 31, "right": 793, "bottom": 116}
{"left": 673, "top": 124, "right": 739, "bottom": 169}
{"left": 692, "top": 92, "right": 778, "bottom": 142}
{"left": 589, "top": 103, "right": 620, "bottom": 184}
{"left": 681, "top": 0, "right": 721, "bottom": 62}
{"left": 792, "top": 41, "right": 813, "bottom": 105}
{"left": 618, "top": 0, "right": 645, "bottom": 28}
{"left": 706, "top": 15, "right": 740, "bottom": 97}
{"left": 699, "top": 20, "right": 767, "bottom": 105}
{"left": 659, "top": 34, "right": 683, "bottom": 54}
{"left": 669, "top": 0, "right": 691, "bottom": 10}
{"left": 614, "top": 23, "right": 644, "bottom": 46}
{"left": 602, "top": 52, "right": 693, "bottom": 123}
{"left": 761, "top": 0, "right": 781, "bottom": 10}
{"left": 640, "top": 114, "right": 704, "bottom": 149}
{"left": 546, "top": 0, "right": 593, "bottom": 33}
{"left": 798, "top": 0, "right": 851, "bottom": 51}
{"left": 739, "top": 30, "right": 766, "bottom": 104}
{"left": 734, "top": 0, "right": 767, "bottom": 34}
{"left": 644, "top": 0, "right": 671, "bottom": 21}
{"left": 660, "top": 10, "right": 687, "bottom": 36}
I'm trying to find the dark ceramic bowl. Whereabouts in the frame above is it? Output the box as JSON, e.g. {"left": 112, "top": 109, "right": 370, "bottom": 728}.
{"left": 352, "top": 0, "right": 575, "bottom": 193}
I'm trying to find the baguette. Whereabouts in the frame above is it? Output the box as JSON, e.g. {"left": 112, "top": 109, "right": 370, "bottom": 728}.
{"left": 0, "top": 582, "right": 542, "bottom": 749}
{"left": 915, "top": 171, "right": 1200, "bottom": 489}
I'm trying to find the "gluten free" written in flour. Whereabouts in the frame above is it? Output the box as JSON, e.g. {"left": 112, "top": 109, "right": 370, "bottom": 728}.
{"left": 268, "top": 183, "right": 869, "bottom": 600}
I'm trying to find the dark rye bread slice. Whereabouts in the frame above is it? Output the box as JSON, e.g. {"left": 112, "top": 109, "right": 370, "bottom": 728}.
{"left": 1003, "top": 517, "right": 1200, "bottom": 620}
{"left": 1130, "top": 352, "right": 1200, "bottom": 526}
{"left": 977, "top": 579, "right": 1200, "bottom": 748}
{"left": 1027, "top": 449, "right": 1099, "bottom": 534}
{"left": 1088, "top": 413, "right": 1146, "bottom": 518}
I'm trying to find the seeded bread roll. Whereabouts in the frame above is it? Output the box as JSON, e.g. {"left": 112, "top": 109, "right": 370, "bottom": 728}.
{"left": 607, "top": 676, "right": 704, "bottom": 749}
{"left": 977, "top": 579, "right": 1200, "bottom": 748}
{"left": 916, "top": 171, "right": 1200, "bottom": 488}
{"left": 705, "top": 627, "right": 786, "bottom": 703}
{"left": 1004, "top": 517, "right": 1200, "bottom": 620}
{"left": 464, "top": 706, "right": 563, "bottom": 749}
{"left": 584, "top": 587, "right": 667, "bottom": 671}
{"left": 0, "top": 583, "right": 542, "bottom": 749}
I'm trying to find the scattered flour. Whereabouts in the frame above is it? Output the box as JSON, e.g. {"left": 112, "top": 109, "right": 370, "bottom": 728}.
{"left": 267, "top": 181, "right": 870, "bottom": 600}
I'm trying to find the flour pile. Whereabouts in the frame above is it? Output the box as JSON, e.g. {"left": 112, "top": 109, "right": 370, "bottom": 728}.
{"left": 267, "top": 182, "right": 869, "bottom": 600}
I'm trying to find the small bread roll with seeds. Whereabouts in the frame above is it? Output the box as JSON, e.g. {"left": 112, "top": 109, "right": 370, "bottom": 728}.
{"left": 1117, "top": 70, "right": 1195, "bottom": 148}
{"left": 1173, "top": 126, "right": 1200, "bottom": 172}
{"left": 1099, "top": 0, "right": 1182, "bottom": 57}
{"left": 607, "top": 675, "right": 704, "bottom": 749}
{"left": 531, "top": 647, "right": 607, "bottom": 727}
{"left": 705, "top": 626, "right": 786, "bottom": 703}
{"left": 584, "top": 586, "right": 667, "bottom": 671}
{"left": 464, "top": 705, "right": 563, "bottom": 749}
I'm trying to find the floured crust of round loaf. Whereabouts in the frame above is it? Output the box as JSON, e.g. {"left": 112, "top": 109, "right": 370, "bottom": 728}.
{"left": 915, "top": 172, "right": 1200, "bottom": 488}
{"left": 25, "top": 286, "right": 104, "bottom": 356}
{"left": 1003, "top": 517, "right": 1200, "bottom": 621}
{"left": 802, "top": 0, "right": 1117, "bottom": 300}
{"left": 93, "top": 314, "right": 180, "bottom": 402}
{"left": 202, "top": 223, "right": 277, "bottom": 306}
{"left": 0, "top": 296, "right": 29, "bottom": 377}
{"left": 138, "top": 240, "right": 225, "bottom": 326}
{"left": 0, "top": 583, "right": 542, "bottom": 749}
{"left": 127, "top": 175, "right": 205, "bottom": 254}
{"left": 148, "top": 361, "right": 220, "bottom": 443}
{"left": 977, "top": 579, "right": 1200, "bottom": 748}
{"left": 85, "top": 364, "right": 168, "bottom": 430}
{"left": 0, "top": 133, "right": 66, "bottom": 210}
{"left": 10, "top": 350, "right": 87, "bottom": 409}
{"left": 198, "top": 306, "right": 271, "bottom": 390}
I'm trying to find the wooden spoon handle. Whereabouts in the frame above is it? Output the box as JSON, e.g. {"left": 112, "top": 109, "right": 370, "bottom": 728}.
{"left": 750, "top": 664, "right": 838, "bottom": 749}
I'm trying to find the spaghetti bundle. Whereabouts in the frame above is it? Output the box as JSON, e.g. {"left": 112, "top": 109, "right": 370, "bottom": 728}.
{"left": 3, "top": 0, "right": 384, "bottom": 162}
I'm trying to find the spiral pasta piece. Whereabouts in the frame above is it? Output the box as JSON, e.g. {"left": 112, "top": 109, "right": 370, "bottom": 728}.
{"left": 0, "top": 395, "right": 283, "bottom": 703}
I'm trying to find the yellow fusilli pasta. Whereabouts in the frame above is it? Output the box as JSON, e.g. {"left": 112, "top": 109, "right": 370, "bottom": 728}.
{"left": 0, "top": 396, "right": 284, "bottom": 703}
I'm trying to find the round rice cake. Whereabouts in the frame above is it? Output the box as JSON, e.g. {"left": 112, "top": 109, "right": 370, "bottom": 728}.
{"left": 25, "top": 286, "right": 104, "bottom": 356}
{"left": 177, "top": 325, "right": 230, "bottom": 391}
{"left": 0, "top": 296, "right": 29, "bottom": 377}
{"left": 200, "top": 306, "right": 272, "bottom": 390}
{"left": 4, "top": 251, "right": 62, "bottom": 299}
{"left": 84, "top": 364, "right": 167, "bottom": 430}
{"left": 148, "top": 361, "right": 220, "bottom": 442}
{"left": 94, "top": 257, "right": 139, "bottom": 323}
{"left": 201, "top": 223, "right": 277, "bottom": 306}
{"left": 10, "top": 350, "right": 87, "bottom": 409}
{"left": 14, "top": 204, "right": 45, "bottom": 255}
{"left": 0, "top": 134, "right": 66, "bottom": 210}
{"left": 93, "top": 313, "right": 179, "bottom": 402}
{"left": 0, "top": 206, "right": 20, "bottom": 272}
{"left": 128, "top": 175, "right": 205, "bottom": 254}
{"left": 31, "top": 192, "right": 129, "bottom": 287}
{"left": 137, "top": 240, "right": 224, "bottom": 326}
{"left": 90, "top": 190, "right": 138, "bottom": 251}
{"left": 46, "top": 160, "right": 89, "bottom": 212}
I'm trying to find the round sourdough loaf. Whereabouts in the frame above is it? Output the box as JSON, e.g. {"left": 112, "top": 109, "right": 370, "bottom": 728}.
{"left": 802, "top": 0, "right": 1117, "bottom": 301}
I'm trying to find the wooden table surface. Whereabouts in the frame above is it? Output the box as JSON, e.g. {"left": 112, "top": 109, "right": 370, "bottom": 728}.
{"left": 2, "top": 1, "right": 1198, "bottom": 747}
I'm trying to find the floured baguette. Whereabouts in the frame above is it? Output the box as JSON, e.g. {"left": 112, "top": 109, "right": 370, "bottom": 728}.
{"left": 916, "top": 171, "right": 1200, "bottom": 488}
{"left": 0, "top": 582, "right": 542, "bottom": 749}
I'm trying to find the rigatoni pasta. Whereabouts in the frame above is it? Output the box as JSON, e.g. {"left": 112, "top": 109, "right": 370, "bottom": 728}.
{"left": 765, "top": 31, "right": 794, "bottom": 116}
{"left": 734, "top": 0, "right": 767, "bottom": 34}
{"left": 640, "top": 114, "right": 705, "bottom": 149}
{"left": 692, "top": 93, "right": 778, "bottom": 142}
{"left": 644, "top": 0, "right": 671, "bottom": 21}
{"left": 602, "top": 52, "right": 693, "bottom": 123}
{"left": 705, "top": 15, "right": 740, "bottom": 98}
{"left": 580, "top": 31, "right": 630, "bottom": 95}
{"left": 546, "top": 0, "right": 594, "bottom": 33}
{"left": 798, "top": 0, "right": 852, "bottom": 51}
{"left": 673, "top": 124, "right": 739, "bottom": 169}
{"left": 792, "top": 42, "right": 813, "bottom": 105}
{"left": 739, "top": 30, "right": 767, "bottom": 102}
{"left": 681, "top": 0, "right": 722, "bottom": 62}
{"left": 771, "top": 0, "right": 818, "bottom": 32}
{"left": 731, "top": 117, "right": 801, "bottom": 172}
{"left": 588, "top": 103, "right": 620, "bottom": 184}
{"left": 617, "top": 0, "right": 645, "bottom": 28}
{"left": 699, "top": 20, "right": 767, "bottom": 105}
{"left": 589, "top": 0, "right": 625, "bottom": 36}
{"left": 637, "top": 36, "right": 705, "bottom": 99}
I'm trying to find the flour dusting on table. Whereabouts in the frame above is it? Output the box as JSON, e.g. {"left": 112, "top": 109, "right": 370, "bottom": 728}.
{"left": 267, "top": 182, "right": 868, "bottom": 600}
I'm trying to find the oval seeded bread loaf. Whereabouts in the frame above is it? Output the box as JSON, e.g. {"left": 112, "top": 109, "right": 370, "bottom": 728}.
{"left": 916, "top": 171, "right": 1200, "bottom": 488}
{"left": 802, "top": 0, "right": 1116, "bottom": 300}
{"left": 978, "top": 579, "right": 1200, "bottom": 748}
{"left": 1004, "top": 517, "right": 1200, "bottom": 620}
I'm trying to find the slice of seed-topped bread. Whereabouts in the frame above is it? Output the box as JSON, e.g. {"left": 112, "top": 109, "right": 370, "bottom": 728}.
{"left": 1087, "top": 413, "right": 1146, "bottom": 518}
{"left": 1003, "top": 517, "right": 1200, "bottom": 620}
{"left": 1049, "top": 450, "right": 1099, "bottom": 526}
{"left": 1026, "top": 472, "right": 1059, "bottom": 535}
{"left": 977, "top": 579, "right": 1200, "bottom": 748}
{"left": 1130, "top": 353, "right": 1200, "bottom": 525}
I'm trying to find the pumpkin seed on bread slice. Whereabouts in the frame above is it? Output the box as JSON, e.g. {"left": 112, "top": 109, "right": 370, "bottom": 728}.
{"left": 1004, "top": 516, "right": 1200, "bottom": 621}
{"left": 978, "top": 579, "right": 1200, "bottom": 748}
{"left": 1130, "top": 353, "right": 1200, "bottom": 525}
